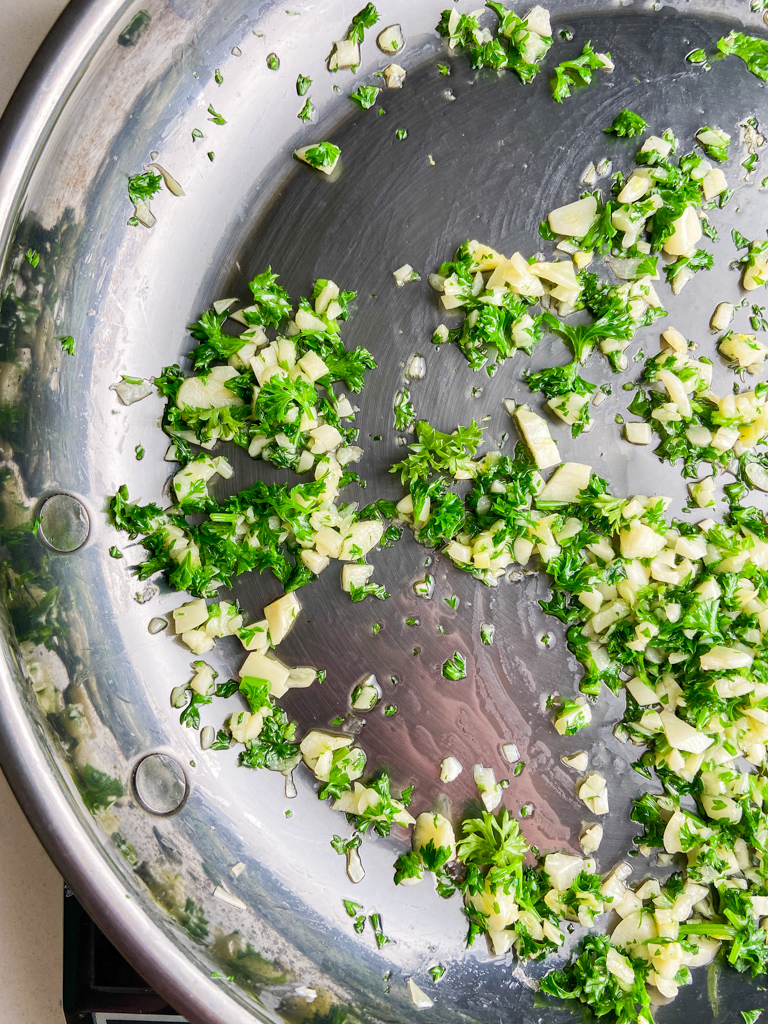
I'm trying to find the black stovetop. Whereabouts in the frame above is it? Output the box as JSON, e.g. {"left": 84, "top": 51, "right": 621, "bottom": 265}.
{"left": 63, "top": 887, "right": 188, "bottom": 1024}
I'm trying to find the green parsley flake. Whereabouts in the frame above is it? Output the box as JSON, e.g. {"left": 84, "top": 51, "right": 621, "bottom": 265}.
{"left": 266, "top": 53, "right": 280, "bottom": 70}
{"left": 552, "top": 43, "right": 611, "bottom": 103}
{"left": 24, "top": 249, "right": 40, "bottom": 267}
{"left": 393, "top": 419, "right": 483, "bottom": 484}
{"left": 604, "top": 109, "right": 648, "bottom": 137}
{"left": 349, "top": 581, "right": 389, "bottom": 602}
{"left": 214, "top": 68, "right": 223, "bottom": 85}
{"left": 331, "top": 834, "right": 361, "bottom": 855}
{"left": 480, "top": 622, "right": 495, "bottom": 645}
{"left": 438, "top": 63, "right": 450, "bottom": 76}
{"left": 394, "top": 387, "right": 416, "bottom": 431}
{"left": 717, "top": 31, "right": 768, "bottom": 81}
{"left": 429, "top": 964, "right": 446, "bottom": 982}
{"left": 350, "top": 85, "right": 380, "bottom": 110}
{"left": 207, "top": 103, "right": 227, "bottom": 125}
{"left": 298, "top": 98, "right": 316, "bottom": 123}
{"left": 442, "top": 651, "right": 467, "bottom": 680}
{"left": 744, "top": 153, "right": 759, "bottom": 173}
{"left": 343, "top": 898, "right": 362, "bottom": 917}
{"left": 686, "top": 47, "right": 708, "bottom": 65}
{"left": 58, "top": 335, "right": 76, "bottom": 356}
{"left": 191, "top": 128, "right": 203, "bottom": 141}
{"left": 348, "top": 3, "right": 379, "bottom": 45}
{"left": 384, "top": 704, "right": 397, "bottom": 716}
{"left": 127, "top": 171, "right": 162, "bottom": 204}
{"left": 108, "top": 546, "right": 123, "bottom": 558}
{"left": 396, "top": 128, "right": 407, "bottom": 140}
{"left": 135, "top": 444, "right": 145, "bottom": 461}
{"left": 369, "top": 912, "right": 391, "bottom": 948}
{"left": 296, "top": 73, "right": 312, "bottom": 95}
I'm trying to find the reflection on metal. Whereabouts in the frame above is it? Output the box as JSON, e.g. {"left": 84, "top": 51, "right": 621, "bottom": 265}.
{"left": 37, "top": 493, "right": 90, "bottom": 552}
{"left": 133, "top": 754, "right": 187, "bottom": 816}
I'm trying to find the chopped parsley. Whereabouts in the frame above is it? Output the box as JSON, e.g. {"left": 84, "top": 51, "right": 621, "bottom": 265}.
{"left": 298, "top": 98, "right": 316, "bottom": 123}
{"left": 347, "top": 3, "right": 379, "bottom": 45}
{"left": 350, "top": 85, "right": 380, "bottom": 110}
{"left": 541, "top": 935, "right": 652, "bottom": 1023}
{"left": 604, "top": 108, "right": 648, "bottom": 138}
{"left": 394, "top": 387, "right": 416, "bottom": 431}
{"left": 442, "top": 651, "right": 467, "bottom": 680}
{"left": 24, "top": 249, "right": 40, "bottom": 267}
{"left": 392, "top": 419, "right": 483, "bottom": 484}
{"left": 330, "top": 834, "right": 361, "bottom": 855}
{"left": 127, "top": 171, "right": 162, "bottom": 204}
{"left": 717, "top": 31, "right": 768, "bottom": 81}
{"left": 551, "top": 42, "right": 611, "bottom": 103}
{"left": 266, "top": 53, "right": 280, "bottom": 70}
{"left": 744, "top": 152, "right": 759, "bottom": 173}
{"left": 437, "top": 4, "right": 553, "bottom": 85}
{"left": 663, "top": 247, "right": 714, "bottom": 285}
{"left": 396, "top": 128, "right": 408, "bottom": 140}
{"left": 108, "top": 546, "right": 123, "bottom": 559}
{"left": 58, "top": 335, "right": 76, "bottom": 356}
{"left": 480, "top": 622, "right": 495, "bottom": 645}
{"left": 301, "top": 141, "right": 340, "bottom": 169}
{"left": 296, "top": 73, "right": 312, "bottom": 95}
{"left": 207, "top": 104, "right": 227, "bottom": 125}
{"left": 349, "top": 582, "right": 390, "bottom": 602}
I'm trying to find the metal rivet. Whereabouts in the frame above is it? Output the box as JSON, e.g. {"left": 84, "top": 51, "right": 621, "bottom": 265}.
{"left": 37, "top": 493, "right": 90, "bottom": 552}
{"left": 133, "top": 753, "right": 187, "bottom": 815}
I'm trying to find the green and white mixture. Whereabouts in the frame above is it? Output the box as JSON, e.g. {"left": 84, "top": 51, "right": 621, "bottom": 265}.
{"left": 108, "top": 5, "right": 768, "bottom": 1023}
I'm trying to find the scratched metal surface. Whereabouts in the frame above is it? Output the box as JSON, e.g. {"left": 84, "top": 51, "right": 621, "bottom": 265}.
{"left": 0, "top": 0, "right": 766, "bottom": 1021}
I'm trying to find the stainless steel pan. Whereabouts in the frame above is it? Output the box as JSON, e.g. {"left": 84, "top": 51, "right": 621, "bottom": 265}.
{"left": 0, "top": 1, "right": 765, "bottom": 1021}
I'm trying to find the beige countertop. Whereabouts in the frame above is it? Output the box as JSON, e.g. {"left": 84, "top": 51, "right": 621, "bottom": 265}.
{"left": 1, "top": 6, "right": 73, "bottom": 1022}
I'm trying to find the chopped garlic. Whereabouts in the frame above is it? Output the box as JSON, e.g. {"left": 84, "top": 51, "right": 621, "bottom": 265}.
{"left": 580, "top": 823, "right": 603, "bottom": 855}
{"left": 383, "top": 63, "right": 406, "bottom": 89}
{"left": 501, "top": 743, "right": 519, "bottom": 763}
{"left": 514, "top": 405, "right": 561, "bottom": 469}
{"left": 561, "top": 751, "right": 588, "bottom": 772}
{"left": 407, "top": 354, "right": 426, "bottom": 378}
{"left": 377, "top": 23, "right": 404, "bottom": 54}
{"left": 578, "top": 772, "right": 609, "bottom": 815}
{"left": 173, "top": 598, "right": 208, "bottom": 634}
{"left": 440, "top": 755, "right": 463, "bottom": 782}
{"left": 393, "top": 264, "right": 419, "bottom": 287}
{"left": 408, "top": 979, "right": 433, "bottom": 1010}
{"left": 624, "top": 422, "right": 652, "bottom": 445}
{"left": 473, "top": 763, "right": 502, "bottom": 811}
{"left": 710, "top": 302, "right": 734, "bottom": 332}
